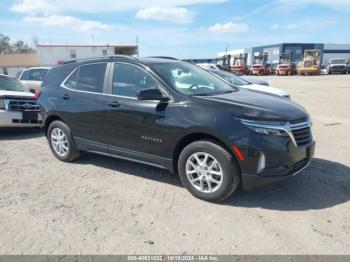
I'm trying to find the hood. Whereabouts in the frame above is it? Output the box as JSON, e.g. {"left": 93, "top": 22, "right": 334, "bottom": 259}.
{"left": 241, "top": 75, "right": 269, "bottom": 86}
{"left": 193, "top": 88, "right": 307, "bottom": 122}
{"left": 20, "top": 80, "right": 42, "bottom": 90}
{"left": 329, "top": 63, "right": 346, "bottom": 66}
{"left": 0, "top": 90, "right": 34, "bottom": 99}
{"left": 241, "top": 84, "right": 289, "bottom": 97}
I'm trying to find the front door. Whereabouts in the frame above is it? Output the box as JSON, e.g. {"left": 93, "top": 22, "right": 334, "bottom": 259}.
{"left": 104, "top": 62, "right": 169, "bottom": 164}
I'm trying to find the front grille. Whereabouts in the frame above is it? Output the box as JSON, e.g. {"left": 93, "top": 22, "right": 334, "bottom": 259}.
{"left": 290, "top": 158, "right": 309, "bottom": 175}
{"left": 292, "top": 126, "right": 312, "bottom": 146}
{"left": 5, "top": 99, "right": 39, "bottom": 112}
{"left": 12, "top": 119, "right": 42, "bottom": 124}
{"left": 332, "top": 66, "right": 345, "bottom": 70}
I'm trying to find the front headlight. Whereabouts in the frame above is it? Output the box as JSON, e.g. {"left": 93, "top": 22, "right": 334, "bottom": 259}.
{"left": 239, "top": 119, "right": 288, "bottom": 137}
{"left": 0, "top": 99, "right": 4, "bottom": 110}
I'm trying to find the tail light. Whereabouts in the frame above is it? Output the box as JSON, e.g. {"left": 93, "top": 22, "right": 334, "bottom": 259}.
{"left": 34, "top": 90, "right": 41, "bottom": 100}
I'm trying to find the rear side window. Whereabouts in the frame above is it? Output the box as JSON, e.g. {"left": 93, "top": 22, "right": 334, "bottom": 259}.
{"left": 112, "top": 63, "right": 158, "bottom": 98}
{"left": 64, "top": 63, "right": 107, "bottom": 93}
{"left": 21, "top": 69, "right": 49, "bottom": 81}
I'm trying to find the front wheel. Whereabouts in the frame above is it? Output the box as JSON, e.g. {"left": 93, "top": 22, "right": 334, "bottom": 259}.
{"left": 178, "top": 140, "right": 240, "bottom": 202}
{"left": 47, "top": 120, "right": 80, "bottom": 162}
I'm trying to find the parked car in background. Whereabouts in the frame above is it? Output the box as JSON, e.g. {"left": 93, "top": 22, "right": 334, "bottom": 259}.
{"left": 207, "top": 68, "right": 290, "bottom": 99}
{"left": 38, "top": 56, "right": 314, "bottom": 202}
{"left": 327, "top": 58, "right": 347, "bottom": 74}
{"left": 18, "top": 67, "right": 50, "bottom": 92}
{"left": 0, "top": 74, "right": 42, "bottom": 128}
{"left": 347, "top": 60, "right": 350, "bottom": 74}
{"left": 197, "top": 63, "right": 269, "bottom": 86}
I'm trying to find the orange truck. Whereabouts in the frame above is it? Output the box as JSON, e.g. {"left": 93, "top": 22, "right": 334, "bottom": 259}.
{"left": 232, "top": 53, "right": 249, "bottom": 75}
{"left": 250, "top": 52, "right": 272, "bottom": 75}
{"left": 276, "top": 53, "right": 297, "bottom": 75}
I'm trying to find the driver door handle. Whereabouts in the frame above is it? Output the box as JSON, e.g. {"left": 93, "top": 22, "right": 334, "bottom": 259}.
{"left": 108, "top": 101, "right": 120, "bottom": 108}
{"left": 61, "top": 94, "right": 70, "bottom": 100}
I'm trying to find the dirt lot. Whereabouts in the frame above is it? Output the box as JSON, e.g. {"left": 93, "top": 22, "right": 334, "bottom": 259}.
{"left": 0, "top": 75, "right": 349, "bottom": 254}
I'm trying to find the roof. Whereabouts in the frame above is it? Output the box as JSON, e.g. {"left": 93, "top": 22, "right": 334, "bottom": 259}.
{"left": 37, "top": 44, "right": 138, "bottom": 48}
{"left": 0, "top": 53, "right": 40, "bottom": 67}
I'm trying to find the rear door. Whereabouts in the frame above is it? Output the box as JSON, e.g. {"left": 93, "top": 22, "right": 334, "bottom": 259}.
{"left": 58, "top": 62, "right": 110, "bottom": 146}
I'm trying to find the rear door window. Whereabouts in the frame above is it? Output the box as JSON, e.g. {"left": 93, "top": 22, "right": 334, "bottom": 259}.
{"left": 64, "top": 63, "right": 107, "bottom": 93}
{"left": 27, "top": 69, "right": 49, "bottom": 81}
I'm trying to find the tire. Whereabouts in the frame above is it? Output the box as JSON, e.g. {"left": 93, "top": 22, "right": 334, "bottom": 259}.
{"left": 47, "top": 120, "right": 80, "bottom": 162}
{"left": 177, "top": 140, "right": 240, "bottom": 202}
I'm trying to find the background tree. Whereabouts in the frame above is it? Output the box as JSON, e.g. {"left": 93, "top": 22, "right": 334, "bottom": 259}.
{"left": 0, "top": 34, "right": 12, "bottom": 54}
{"left": 12, "top": 40, "right": 35, "bottom": 53}
{"left": 0, "top": 33, "right": 35, "bottom": 54}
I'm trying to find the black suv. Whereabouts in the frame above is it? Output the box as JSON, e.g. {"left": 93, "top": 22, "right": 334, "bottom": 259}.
{"left": 38, "top": 56, "right": 315, "bottom": 202}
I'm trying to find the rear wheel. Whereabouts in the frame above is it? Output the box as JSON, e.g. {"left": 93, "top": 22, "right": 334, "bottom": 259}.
{"left": 178, "top": 140, "right": 240, "bottom": 202}
{"left": 47, "top": 120, "right": 80, "bottom": 162}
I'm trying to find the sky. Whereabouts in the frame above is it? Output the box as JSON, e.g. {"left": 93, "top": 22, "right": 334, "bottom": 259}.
{"left": 1, "top": 0, "right": 350, "bottom": 58}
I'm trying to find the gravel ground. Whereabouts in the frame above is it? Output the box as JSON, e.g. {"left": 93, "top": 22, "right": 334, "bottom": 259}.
{"left": 0, "top": 75, "right": 349, "bottom": 254}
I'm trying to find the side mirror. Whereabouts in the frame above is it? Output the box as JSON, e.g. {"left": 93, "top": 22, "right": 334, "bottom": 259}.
{"left": 137, "top": 88, "right": 169, "bottom": 102}
{"left": 29, "top": 88, "right": 36, "bottom": 94}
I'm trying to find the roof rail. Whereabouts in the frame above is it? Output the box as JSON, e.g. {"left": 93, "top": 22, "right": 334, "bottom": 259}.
{"left": 108, "top": 55, "right": 138, "bottom": 60}
{"left": 147, "top": 56, "right": 178, "bottom": 60}
{"left": 63, "top": 55, "right": 138, "bottom": 65}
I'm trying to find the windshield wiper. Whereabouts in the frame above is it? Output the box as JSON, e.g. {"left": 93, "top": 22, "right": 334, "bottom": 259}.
{"left": 190, "top": 93, "right": 211, "bottom": 96}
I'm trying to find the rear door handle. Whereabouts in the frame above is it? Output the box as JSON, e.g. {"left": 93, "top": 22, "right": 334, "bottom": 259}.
{"left": 108, "top": 101, "right": 120, "bottom": 108}
{"left": 62, "top": 94, "right": 70, "bottom": 100}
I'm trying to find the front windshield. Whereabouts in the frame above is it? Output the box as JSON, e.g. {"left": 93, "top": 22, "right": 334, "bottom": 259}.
{"left": 211, "top": 70, "right": 250, "bottom": 86}
{"left": 150, "top": 62, "right": 236, "bottom": 96}
{"left": 253, "top": 58, "right": 264, "bottom": 65}
{"left": 0, "top": 76, "right": 28, "bottom": 92}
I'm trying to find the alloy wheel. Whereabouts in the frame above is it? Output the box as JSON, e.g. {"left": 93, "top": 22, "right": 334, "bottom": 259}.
{"left": 51, "top": 127, "right": 69, "bottom": 157}
{"left": 185, "top": 152, "right": 223, "bottom": 193}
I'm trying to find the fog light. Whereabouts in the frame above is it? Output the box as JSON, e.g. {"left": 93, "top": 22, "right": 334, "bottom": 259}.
{"left": 257, "top": 152, "right": 265, "bottom": 174}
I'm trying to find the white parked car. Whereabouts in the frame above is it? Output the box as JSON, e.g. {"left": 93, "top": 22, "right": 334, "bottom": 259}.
{"left": 18, "top": 67, "right": 50, "bottom": 92}
{"left": 0, "top": 74, "right": 42, "bottom": 128}
{"left": 207, "top": 68, "right": 290, "bottom": 99}
{"left": 196, "top": 63, "right": 270, "bottom": 86}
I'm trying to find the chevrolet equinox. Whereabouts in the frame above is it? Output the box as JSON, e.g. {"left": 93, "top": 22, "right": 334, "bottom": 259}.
{"left": 38, "top": 56, "right": 315, "bottom": 202}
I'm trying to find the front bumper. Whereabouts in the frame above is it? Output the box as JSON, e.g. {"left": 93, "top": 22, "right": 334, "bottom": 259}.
{"left": 236, "top": 136, "right": 315, "bottom": 191}
{"left": 0, "top": 110, "right": 42, "bottom": 128}
{"left": 278, "top": 69, "right": 290, "bottom": 75}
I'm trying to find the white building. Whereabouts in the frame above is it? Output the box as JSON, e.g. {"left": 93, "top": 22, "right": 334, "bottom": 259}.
{"left": 37, "top": 44, "right": 138, "bottom": 66}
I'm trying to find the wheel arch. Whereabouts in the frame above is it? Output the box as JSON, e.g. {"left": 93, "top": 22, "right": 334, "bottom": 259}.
{"left": 172, "top": 132, "right": 240, "bottom": 174}
{"left": 44, "top": 115, "right": 65, "bottom": 136}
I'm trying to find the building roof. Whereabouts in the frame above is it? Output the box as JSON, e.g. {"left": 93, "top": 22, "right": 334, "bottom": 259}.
{"left": 37, "top": 44, "right": 138, "bottom": 48}
{"left": 0, "top": 53, "right": 40, "bottom": 67}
